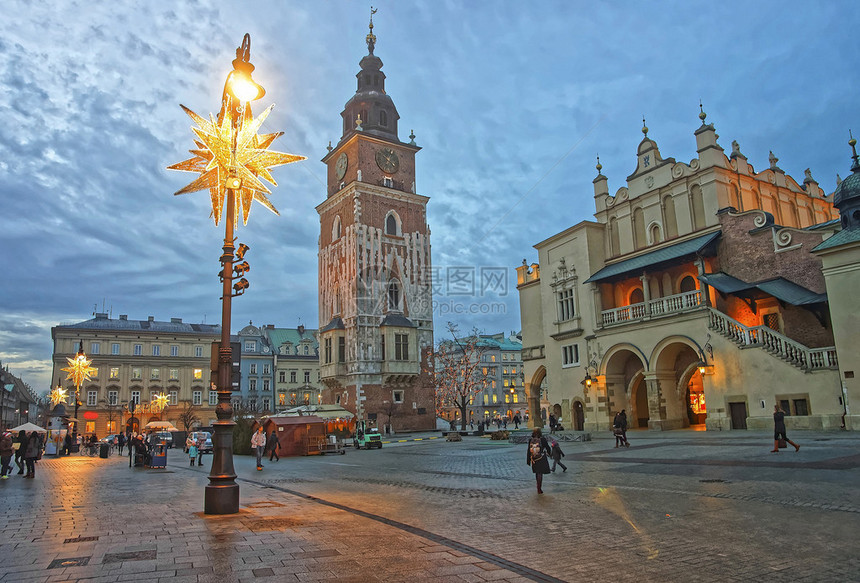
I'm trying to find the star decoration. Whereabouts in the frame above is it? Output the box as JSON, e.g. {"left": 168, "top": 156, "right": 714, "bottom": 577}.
{"left": 168, "top": 102, "right": 305, "bottom": 226}
{"left": 61, "top": 353, "right": 97, "bottom": 390}
{"left": 153, "top": 393, "right": 170, "bottom": 411}
{"left": 49, "top": 386, "right": 69, "bottom": 407}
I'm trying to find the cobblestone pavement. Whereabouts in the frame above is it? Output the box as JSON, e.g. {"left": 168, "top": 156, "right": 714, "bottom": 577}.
{"left": 1, "top": 429, "right": 859, "bottom": 582}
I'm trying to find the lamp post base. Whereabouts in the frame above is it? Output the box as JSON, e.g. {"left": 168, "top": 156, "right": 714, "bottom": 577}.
{"left": 204, "top": 483, "right": 240, "bottom": 514}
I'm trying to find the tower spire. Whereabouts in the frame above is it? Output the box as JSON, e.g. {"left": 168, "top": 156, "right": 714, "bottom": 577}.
{"left": 366, "top": 7, "right": 378, "bottom": 55}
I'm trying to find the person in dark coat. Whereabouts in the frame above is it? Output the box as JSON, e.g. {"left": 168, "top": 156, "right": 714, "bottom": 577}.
{"left": 117, "top": 432, "right": 125, "bottom": 455}
{"left": 14, "top": 430, "right": 26, "bottom": 474}
{"left": 613, "top": 411, "right": 630, "bottom": 447}
{"left": 772, "top": 405, "right": 800, "bottom": 452}
{"left": 550, "top": 439, "right": 567, "bottom": 472}
{"left": 0, "top": 429, "right": 13, "bottom": 478}
{"left": 23, "top": 431, "right": 42, "bottom": 479}
{"left": 526, "top": 428, "right": 552, "bottom": 494}
{"left": 266, "top": 430, "right": 280, "bottom": 462}
{"left": 62, "top": 432, "right": 72, "bottom": 456}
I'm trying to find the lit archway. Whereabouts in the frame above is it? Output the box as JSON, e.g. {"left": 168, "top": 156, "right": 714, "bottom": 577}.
{"left": 650, "top": 336, "right": 705, "bottom": 429}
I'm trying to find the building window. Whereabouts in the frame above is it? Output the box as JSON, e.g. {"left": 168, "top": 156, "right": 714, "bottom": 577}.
{"left": 290, "top": 371, "right": 297, "bottom": 383}
{"left": 381, "top": 334, "right": 386, "bottom": 360}
{"left": 324, "top": 338, "right": 332, "bottom": 364}
{"left": 513, "top": 394, "right": 519, "bottom": 403}
{"left": 152, "top": 345, "right": 161, "bottom": 356}
{"left": 169, "top": 390, "right": 178, "bottom": 406}
{"left": 209, "top": 391, "right": 217, "bottom": 406}
{"left": 393, "top": 390, "right": 404, "bottom": 403}
{"left": 86, "top": 421, "right": 95, "bottom": 434}
{"left": 134, "top": 344, "right": 142, "bottom": 356}
{"left": 557, "top": 288, "right": 575, "bottom": 321}
{"left": 112, "top": 343, "right": 120, "bottom": 355}
{"left": 395, "top": 334, "right": 409, "bottom": 361}
{"left": 304, "top": 345, "right": 309, "bottom": 355}
{"left": 192, "top": 391, "right": 202, "bottom": 406}
{"left": 338, "top": 337, "right": 346, "bottom": 363}
{"left": 250, "top": 379, "right": 257, "bottom": 391}
{"left": 383, "top": 176, "right": 393, "bottom": 187}
{"left": 492, "top": 394, "right": 498, "bottom": 404}
{"left": 245, "top": 340, "right": 255, "bottom": 352}
{"left": 304, "top": 371, "right": 311, "bottom": 383}
{"left": 263, "top": 379, "right": 271, "bottom": 392}
{"left": 131, "top": 391, "right": 140, "bottom": 405}
{"left": 248, "top": 399, "right": 257, "bottom": 411}
{"left": 108, "top": 390, "right": 118, "bottom": 406}
{"left": 263, "top": 364, "right": 270, "bottom": 375}
{"left": 483, "top": 394, "right": 489, "bottom": 405}
{"left": 388, "top": 280, "right": 400, "bottom": 311}
{"left": 562, "top": 344, "right": 580, "bottom": 367}
{"left": 150, "top": 368, "right": 160, "bottom": 380}
{"left": 193, "top": 368, "right": 203, "bottom": 380}
{"left": 279, "top": 393, "right": 286, "bottom": 406}
{"left": 303, "top": 392, "right": 311, "bottom": 405}
{"left": 90, "top": 342, "right": 100, "bottom": 355}
{"left": 87, "top": 390, "right": 97, "bottom": 406}
{"left": 169, "top": 369, "right": 179, "bottom": 381}
{"left": 379, "top": 110, "right": 387, "bottom": 126}
{"left": 279, "top": 371, "right": 286, "bottom": 383}
{"left": 170, "top": 345, "right": 179, "bottom": 357}
{"left": 250, "top": 363, "right": 257, "bottom": 375}
{"left": 263, "top": 398, "right": 271, "bottom": 411}
{"left": 106, "top": 421, "right": 117, "bottom": 434}
{"left": 110, "top": 367, "right": 120, "bottom": 379}
{"left": 386, "top": 213, "right": 398, "bottom": 235}
{"left": 132, "top": 367, "right": 142, "bottom": 380}
{"left": 195, "top": 346, "right": 203, "bottom": 357}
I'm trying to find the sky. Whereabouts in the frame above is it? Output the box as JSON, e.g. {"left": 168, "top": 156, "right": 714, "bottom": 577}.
{"left": 2, "top": 1, "right": 858, "bottom": 394}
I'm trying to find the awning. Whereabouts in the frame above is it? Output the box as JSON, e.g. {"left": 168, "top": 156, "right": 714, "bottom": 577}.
{"left": 698, "top": 272, "right": 827, "bottom": 306}
{"left": 585, "top": 231, "right": 720, "bottom": 283}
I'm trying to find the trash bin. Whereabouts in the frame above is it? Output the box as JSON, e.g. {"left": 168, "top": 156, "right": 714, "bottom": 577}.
{"left": 99, "top": 443, "right": 109, "bottom": 458}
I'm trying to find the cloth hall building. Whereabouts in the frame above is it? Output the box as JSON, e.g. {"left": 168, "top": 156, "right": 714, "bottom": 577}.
{"left": 517, "top": 110, "right": 858, "bottom": 433}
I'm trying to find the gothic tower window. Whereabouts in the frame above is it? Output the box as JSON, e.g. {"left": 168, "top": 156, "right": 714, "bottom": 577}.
{"left": 385, "top": 211, "right": 401, "bottom": 236}
{"left": 388, "top": 280, "right": 401, "bottom": 311}
{"left": 379, "top": 110, "right": 388, "bottom": 126}
{"left": 332, "top": 215, "right": 342, "bottom": 241}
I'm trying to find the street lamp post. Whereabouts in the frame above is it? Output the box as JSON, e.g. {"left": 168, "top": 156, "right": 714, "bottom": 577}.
{"left": 61, "top": 341, "right": 96, "bottom": 451}
{"left": 169, "top": 33, "right": 304, "bottom": 514}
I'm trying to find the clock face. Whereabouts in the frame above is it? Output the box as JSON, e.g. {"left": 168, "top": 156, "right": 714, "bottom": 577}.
{"left": 335, "top": 153, "right": 348, "bottom": 180}
{"left": 375, "top": 147, "right": 400, "bottom": 174}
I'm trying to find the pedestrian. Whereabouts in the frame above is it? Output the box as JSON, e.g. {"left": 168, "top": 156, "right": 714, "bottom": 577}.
{"left": 612, "top": 411, "right": 629, "bottom": 447}
{"left": 0, "top": 428, "right": 13, "bottom": 479}
{"left": 267, "top": 430, "right": 280, "bottom": 462}
{"left": 526, "top": 428, "right": 552, "bottom": 494}
{"left": 196, "top": 434, "right": 206, "bottom": 466}
{"left": 62, "top": 432, "right": 72, "bottom": 456}
{"left": 549, "top": 414, "right": 557, "bottom": 433}
{"left": 619, "top": 410, "right": 629, "bottom": 446}
{"left": 188, "top": 441, "right": 198, "bottom": 466}
{"left": 23, "top": 431, "right": 42, "bottom": 479}
{"left": 251, "top": 425, "right": 266, "bottom": 471}
{"left": 14, "top": 430, "right": 26, "bottom": 474}
{"left": 771, "top": 405, "right": 800, "bottom": 453}
{"left": 513, "top": 414, "right": 520, "bottom": 430}
{"left": 117, "top": 432, "right": 125, "bottom": 455}
{"left": 550, "top": 439, "right": 567, "bottom": 472}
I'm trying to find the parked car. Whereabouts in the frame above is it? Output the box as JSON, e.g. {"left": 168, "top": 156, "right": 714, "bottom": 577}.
{"left": 184, "top": 431, "right": 213, "bottom": 454}
{"left": 100, "top": 434, "right": 118, "bottom": 445}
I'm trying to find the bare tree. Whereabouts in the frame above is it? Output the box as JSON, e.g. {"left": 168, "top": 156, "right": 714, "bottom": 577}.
{"left": 176, "top": 400, "right": 201, "bottom": 433}
{"left": 429, "top": 323, "right": 491, "bottom": 431}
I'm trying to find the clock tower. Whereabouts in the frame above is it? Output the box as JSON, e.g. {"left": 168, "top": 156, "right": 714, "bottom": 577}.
{"left": 317, "top": 13, "right": 435, "bottom": 431}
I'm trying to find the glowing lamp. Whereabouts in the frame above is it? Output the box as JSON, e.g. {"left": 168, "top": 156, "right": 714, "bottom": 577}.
{"left": 584, "top": 372, "right": 593, "bottom": 388}
{"left": 228, "top": 69, "right": 265, "bottom": 102}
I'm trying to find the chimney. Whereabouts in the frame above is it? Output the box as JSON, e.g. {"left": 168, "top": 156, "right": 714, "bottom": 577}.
{"left": 298, "top": 325, "right": 305, "bottom": 335}
{"left": 171, "top": 318, "right": 183, "bottom": 323}
{"left": 95, "top": 313, "right": 109, "bottom": 319}
{"left": 148, "top": 316, "right": 155, "bottom": 322}
{"left": 119, "top": 315, "right": 128, "bottom": 320}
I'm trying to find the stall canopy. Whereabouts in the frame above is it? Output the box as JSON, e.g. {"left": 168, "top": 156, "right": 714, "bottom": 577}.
{"left": 11, "top": 422, "right": 47, "bottom": 433}
{"left": 144, "top": 421, "right": 179, "bottom": 431}
{"left": 256, "top": 415, "right": 326, "bottom": 457}
{"left": 270, "top": 405, "right": 356, "bottom": 437}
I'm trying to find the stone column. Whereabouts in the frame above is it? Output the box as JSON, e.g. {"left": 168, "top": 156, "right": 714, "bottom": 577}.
{"left": 640, "top": 271, "right": 651, "bottom": 316}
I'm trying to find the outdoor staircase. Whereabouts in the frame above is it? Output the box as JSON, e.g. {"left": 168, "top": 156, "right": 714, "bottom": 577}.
{"left": 707, "top": 308, "right": 838, "bottom": 372}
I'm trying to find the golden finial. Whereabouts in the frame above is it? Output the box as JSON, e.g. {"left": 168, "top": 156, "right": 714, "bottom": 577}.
{"left": 850, "top": 130, "right": 859, "bottom": 170}
{"left": 366, "top": 7, "right": 378, "bottom": 54}
{"left": 698, "top": 100, "right": 707, "bottom": 123}
{"left": 642, "top": 116, "right": 648, "bottom": 138}
{"left": 327, "top": 140, "right": 333, "bottom": 152}
{"left": 355, "top": 114, "right": 363, "bottom": 131}
{"left": 596, "top": 154, "right": 603, "bottom": 174}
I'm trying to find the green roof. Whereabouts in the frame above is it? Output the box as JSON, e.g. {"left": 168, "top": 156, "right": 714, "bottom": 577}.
{"left": 585, "top": 231, "right": 720, "bottom": 283}
{"left": 265, "top": 327, "right": 319, "bottom": 354}
{"left": 699, "top": 272, "right": 826, "bottom": 305}
{"left": 812, "top": 228, "right": 860, "bottom": 252}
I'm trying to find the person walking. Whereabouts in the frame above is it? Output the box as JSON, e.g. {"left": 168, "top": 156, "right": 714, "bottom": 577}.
{"left": 619, "top": 409, "right": 630, "bottom": 447}
{"left": 612, "top": 411, "right": 629, "bottom": 447}
{"left": 548, "top": 414, "right": 557, "bottom": 433}
{"left": 0, "top": 428, "right": 13, "bottom": 479}
{"left": 62, "top": 432, "right": 72, "bottom": 456}
{"left": 251, "top": 426, "right": 267, "bottom": 471}
{"left": 23, "top": 431, "right": 42, "bottom": 479}
{"left": 526, "top": 428, "right": 552, "bottom": 494}
{"left": 772, "top": 405, "right": 800, "bottom": 452}
{"left": 14, "top": 430, "right": 26, "bottom": 474}
{"left": 267, "top": 430, "right": 280, "bottom": 462}
{"left": 117, "top": 432, "right": 125, "bottom": 456}
{"left": 550, "top": 439, "right": 567, "bottom": 472}
{"left": 196, "top": 434, "right": 206, "bottom": 466}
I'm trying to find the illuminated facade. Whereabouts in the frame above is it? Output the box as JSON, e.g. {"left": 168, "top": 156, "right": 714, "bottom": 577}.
{"left": 51, "top": 313, "right": 220, "bottom": 435}
{"left": 316, "top": 17, "right": 435, "bottom": 430}
{"left": 518, "top": 111, "right": 847, "bottom": 432}
{"left": 266, "top": 325, "right": 321, "bottom": 412}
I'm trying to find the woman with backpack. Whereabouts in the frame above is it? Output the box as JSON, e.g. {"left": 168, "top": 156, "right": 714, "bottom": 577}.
{"left": 526, "top": 428, "right": 552, "bottom": 494}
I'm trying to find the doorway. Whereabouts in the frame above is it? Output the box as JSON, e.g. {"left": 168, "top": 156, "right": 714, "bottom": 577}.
{"left": 633, "top": 377, "right": 649, "bottom": 428}
{"left": 573, "top": 402, "right": 584, "bottom": 431}
{"left": 729, "top": 402, "right": 748, "bottom": 430}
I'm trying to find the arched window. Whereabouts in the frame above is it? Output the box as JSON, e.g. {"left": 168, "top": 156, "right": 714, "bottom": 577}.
{"left": 649, "top": 223, "right": 662, "bottom": 245}
{"left": 609, "top": 216, "right": 620, "bottom": 257}
{"left": 629, "top": 288, "right": 644, "bottom": 305}
{"left": 691, "top": 184, "right": 706, "bottom": 230}
{"left": 388, "top": 280, "right": 401, "bottom": 311}
{"left": 632, "top": 207, "right": 646, "bottom": 249}
{"left": 331, "top": 215, "right": 342, "bottom": 241}
{"left": 663, "top": 195, "right": 678, "bottom": 239}
{"left": 385, "top": 211, "right": 401, "bottom": 236}
{"left": 379, "top": 110, "right": 388, "bottom": 126}
{"left": 679, "top": 276, "right": 697, "bottom": 293}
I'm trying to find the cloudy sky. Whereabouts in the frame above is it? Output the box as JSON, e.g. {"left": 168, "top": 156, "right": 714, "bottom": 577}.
{"left": 2, "top": 1, "right": 858, "bottom": 393}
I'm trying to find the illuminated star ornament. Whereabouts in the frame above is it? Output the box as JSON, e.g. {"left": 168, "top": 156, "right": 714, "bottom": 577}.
{"left": 168, "top": 102, "right": 305, "bottom": 226}
{"left": 61, "top": 352, "right": 97, "bottom": 389}
{"left": 49, "top": 386, "right": 69, "bottom": 407}
{"left": 153, "top": 393, "right": 170, "bottom": 411}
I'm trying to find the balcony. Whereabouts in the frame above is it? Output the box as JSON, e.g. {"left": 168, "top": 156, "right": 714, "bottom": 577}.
{"left": 601, "top": 289, "right": 705, "bottom": 327}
